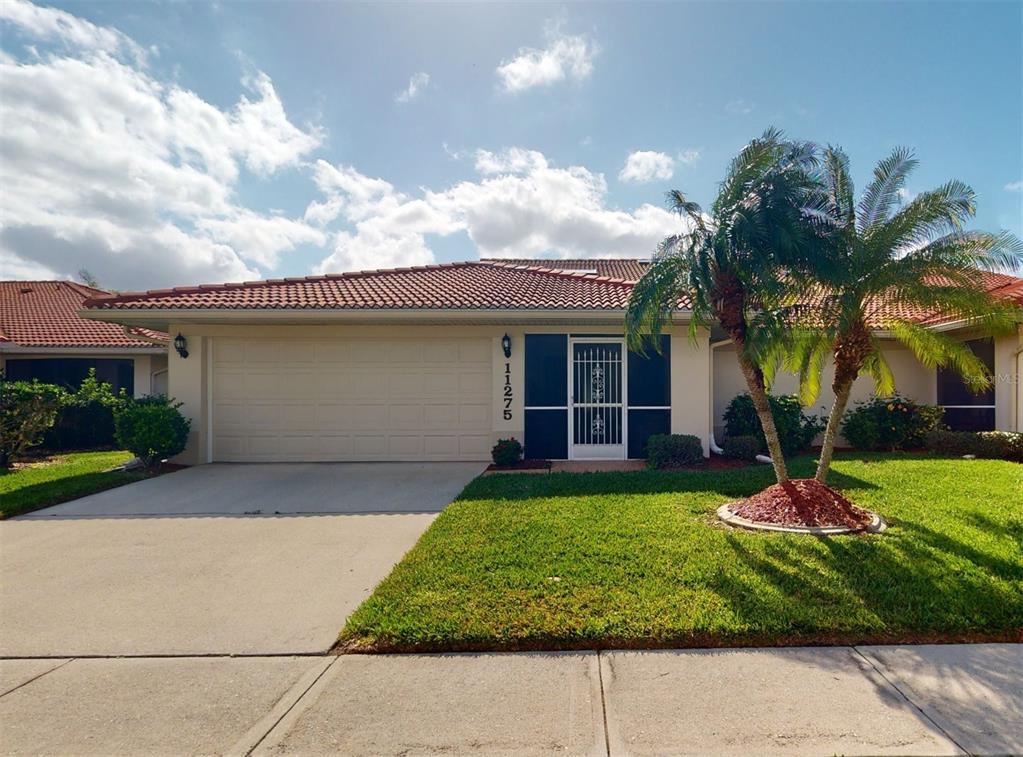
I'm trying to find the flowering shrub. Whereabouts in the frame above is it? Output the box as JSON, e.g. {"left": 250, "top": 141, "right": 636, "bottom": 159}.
{"left": 491, "top": 438, "right": 523, "bottom": 467}
{"left": 841, "top": 395, "right": 944, "bottom": 451}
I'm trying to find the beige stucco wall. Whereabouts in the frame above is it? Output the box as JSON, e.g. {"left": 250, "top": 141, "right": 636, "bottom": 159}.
{"left": 166, "top": 322, "right": 712, "bottom": 464}
{"left": 712, "top": 341, "right": 937, "bottom": 443}
{"left": 994, "top": 329, "right": 1022, "bottom": 432}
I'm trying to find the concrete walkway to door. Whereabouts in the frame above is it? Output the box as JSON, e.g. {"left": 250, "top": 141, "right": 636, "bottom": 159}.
{"left": 0, "top": 462, "right": 483, "bottom": 657}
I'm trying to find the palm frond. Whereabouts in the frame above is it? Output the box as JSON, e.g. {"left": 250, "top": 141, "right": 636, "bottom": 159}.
{"left": 857, "top": 146, "right": 918, "bottom": 230}
{"left": 862, "top": 339, "right": 896, "bottom": 396}
{"left": 888, "top": 320, "right": 992, "bottom": 391}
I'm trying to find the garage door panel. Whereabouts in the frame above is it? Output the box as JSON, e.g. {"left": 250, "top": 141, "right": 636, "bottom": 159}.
{"left": 212, "top": 337, "right": 492, "bottom": 462}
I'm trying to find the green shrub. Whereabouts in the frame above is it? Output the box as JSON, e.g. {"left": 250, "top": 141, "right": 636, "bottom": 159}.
{"left": 0, "top": 378, "right": 63, "bottom": 467}
{"left": 646, "top": 433, "right": 703, "bottom": 469}
{"left": 721, "top": 434, "right": 761, "bottom": 461}
{"left": 722, "top": 393, "right": 824, "bottom": 456}
{"left": 44, "top": 369, "right": 127, "bottom": 451}
{"left": 841, "top": 396, "right": 944, "bottom": 451}
{"left": 926, "top": 429, "right": 1023, "bottom": 462}
{"left": 113, "top": 396, "right": 190, "bottom": 468}
{"left": 491, "top": 438, "right": 523, "bottom": 467}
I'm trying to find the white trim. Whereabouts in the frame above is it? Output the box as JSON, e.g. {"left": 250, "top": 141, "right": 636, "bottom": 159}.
{"left": 568, "top": 337, "right": 628, "bottom": 460}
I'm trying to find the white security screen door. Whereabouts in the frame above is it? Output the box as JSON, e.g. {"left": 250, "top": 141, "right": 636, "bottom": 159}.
{"left": 569, "top": 339, "right": 626, "bottom": 459}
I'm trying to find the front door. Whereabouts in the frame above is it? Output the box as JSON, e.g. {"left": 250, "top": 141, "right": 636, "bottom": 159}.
{"left": 569, "top": 339, "right": 626, "bottom": 459}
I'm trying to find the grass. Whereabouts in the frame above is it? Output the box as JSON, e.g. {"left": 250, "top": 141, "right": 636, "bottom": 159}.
{"left": 0, "top": 450, "right": 144, "bottom": 518}
{"left": 339, "top": 453, "right": 1023, "bottom": 652}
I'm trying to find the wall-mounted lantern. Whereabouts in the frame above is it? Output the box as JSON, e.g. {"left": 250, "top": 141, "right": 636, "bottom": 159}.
{"left": 173, "top": 333, "right": 189, "bottom": 359}
{"left": 501, "top": 333, "right": 512, "bottom": 359}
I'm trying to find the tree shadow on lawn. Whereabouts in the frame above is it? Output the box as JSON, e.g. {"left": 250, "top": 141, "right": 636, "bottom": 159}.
{"left": 707, "top": 527, "right": 1022, "bottom": 644}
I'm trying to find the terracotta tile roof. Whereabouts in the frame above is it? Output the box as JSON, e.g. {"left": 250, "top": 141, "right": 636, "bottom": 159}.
{"left": 481, "top": 258, "right": 649, "bottom": 281}
{"left": 83, "top": 261, "right": 648, "bottom": 311}
{"left": 80, "top": 259, "right": 1022, "bottom": 330}
{"left": 0, "top": 280, "right": 167, "bottom": 348}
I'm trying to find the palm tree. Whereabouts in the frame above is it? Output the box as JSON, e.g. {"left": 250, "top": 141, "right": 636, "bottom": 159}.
{"left": 787, "top": 146, "right": 1023, "bottom": 484}
{"left": 625, "top": 128, "right": 821, "bottom": 484}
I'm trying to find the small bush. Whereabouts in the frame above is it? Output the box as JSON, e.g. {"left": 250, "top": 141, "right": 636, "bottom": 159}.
{"left": 841, "top": 396, "right": 944, "bottom": 451}
{"left": 723, "top": 393, "right": 824, "bottom": 457}
{"left": 113, "top": 396, "right": 190, "bottom": 468}
{"left": 44, "top": 369, "right": 127, "bottom": 451}
{"left": 646, "top": 433, "right": 703, "bottom": 469}
{"left": 926, "top": 429, "right": 1023, "bottom": 462}
{"left": 491, "top": 437, "right": 523, "bottom": 467}
{"left": 721, "top": 434, "right": 761, "bottom": 462}
{"left": 0, "top": 378, "right": 63, "bottom": 467}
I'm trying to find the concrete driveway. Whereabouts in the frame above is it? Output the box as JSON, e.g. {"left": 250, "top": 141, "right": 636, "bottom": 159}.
{"left": 0, "top": 462, "right": 483, "bottom": 656}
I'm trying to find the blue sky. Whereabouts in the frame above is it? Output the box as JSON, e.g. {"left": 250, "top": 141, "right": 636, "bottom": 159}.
{"left": 1, "top": 1, "right": 1020, "bottom": 289}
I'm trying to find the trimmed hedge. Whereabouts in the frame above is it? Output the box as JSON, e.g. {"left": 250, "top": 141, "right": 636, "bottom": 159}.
{"left": 722, "top": 393, "right": 824, "bottom": 457}
{"left": 841, "top": 396, "right": 944, "bottom": 451}
{"left": 721, "top": 434, "right": 761, "bottom": 462}
{"left": 646, "top": 433, "right": 703, "bottom": 469}
{"left": 925, "top": 429, "right": 1023, "bottom": 462}
{"left": 114, "top": 396, "right": 190, "bottom": 468}
{"left": 491, "top": 438, "right": 523, "bottom": 467}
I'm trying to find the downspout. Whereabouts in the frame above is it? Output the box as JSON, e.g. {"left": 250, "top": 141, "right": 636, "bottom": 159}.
{"left": 708, "top": 337, "right": 771, "bottom": 464}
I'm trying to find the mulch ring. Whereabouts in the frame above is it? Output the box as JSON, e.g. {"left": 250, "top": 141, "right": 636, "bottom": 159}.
{"left": 725, "top": 478, "right": 876, "bottom": 530}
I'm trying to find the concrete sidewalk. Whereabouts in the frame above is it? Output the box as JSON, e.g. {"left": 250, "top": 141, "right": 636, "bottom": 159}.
{"left": 1, "top": 644, "right": 1019, "bottom": 756}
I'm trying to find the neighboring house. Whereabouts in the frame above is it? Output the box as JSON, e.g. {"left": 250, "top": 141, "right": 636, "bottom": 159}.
{"left": 0, "top": 280, "right": 169, "bottom": 397}
{"left": 79, "top": 260, "right": 1023, "bottom": 465}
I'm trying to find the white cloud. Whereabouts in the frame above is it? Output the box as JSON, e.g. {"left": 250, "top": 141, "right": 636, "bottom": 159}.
{"left": 677, "top": 148, "right": 700, "bottom": 165}
{"left": 311, "top": 149, "right": 681, "bottom": 274}
{"left": 394, "top": 71, "right": 430, "bottom": 104}
{"left": 1005, "top": 181, "right": 1023, "bottom": 192}
{"left": 896, "top": 187, "right": 916, "bottom": 203}
{"left": 496, "top": 22, "right": 597, "bottom": 93}
{"left": 0, "top": 1, "right": 325, "bottom": 288}
{"left": 0, "top": 0, "right": 147, "bottom": 63}
{"left": 618, "top": 151, "right": 675, "bottom": 184}
{"left": 725, "top": 99, "right": 755, "bottom": 115}
{"left": 474, "top": 147, "right": 548, "bottom": 175}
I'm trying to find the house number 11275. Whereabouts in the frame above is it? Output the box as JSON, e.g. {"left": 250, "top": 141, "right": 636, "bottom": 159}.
{"left": 503, "top": 362, "right": 513, "bottom": 420}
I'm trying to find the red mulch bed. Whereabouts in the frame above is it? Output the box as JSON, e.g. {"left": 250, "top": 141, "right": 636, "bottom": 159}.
{"left": 728, "top": 478, "right": 874, "bottom": 529}
{"left": 486, "top": 459, "right": 551, "bottom": 472}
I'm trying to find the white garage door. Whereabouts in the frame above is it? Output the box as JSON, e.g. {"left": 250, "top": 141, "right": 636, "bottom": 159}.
{"left": 211, "top": 337, "right": 493, "bottom": 462}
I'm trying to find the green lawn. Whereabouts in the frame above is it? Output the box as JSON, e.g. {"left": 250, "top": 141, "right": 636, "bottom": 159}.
{"left": 0, "top": 450, "right": 143, "bottom": 519}
{"left": 340, "top": 454, "right": 1023, "bottom": 652}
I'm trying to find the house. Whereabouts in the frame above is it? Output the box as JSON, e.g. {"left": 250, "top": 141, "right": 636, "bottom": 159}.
{"left": 79, "top": 260, "right": 1023, "bottom": 465}
{"left": 0, "top": 280, "right": 168, "bottom": 397}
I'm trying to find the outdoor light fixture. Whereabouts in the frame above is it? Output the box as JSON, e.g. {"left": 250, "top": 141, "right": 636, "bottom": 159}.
{"left": 173, "top": 333, "right": 189, "bottom": 359}
{"left": 501, "top": 333, "right": 512, "bottom": 359}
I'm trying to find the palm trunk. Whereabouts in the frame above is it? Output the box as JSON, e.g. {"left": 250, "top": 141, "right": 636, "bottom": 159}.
{"left": 737, "top": 353, "right": 789, "bottom": 483}
{"left": 815, "top": 379, "right": 853, "bottom": 484}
